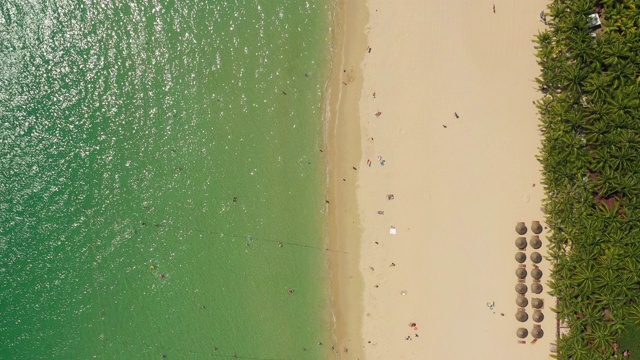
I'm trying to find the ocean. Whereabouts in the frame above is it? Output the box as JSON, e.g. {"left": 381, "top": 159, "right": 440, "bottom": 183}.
{"left": 0, "top": 1, "right": 334, "bottom": 359}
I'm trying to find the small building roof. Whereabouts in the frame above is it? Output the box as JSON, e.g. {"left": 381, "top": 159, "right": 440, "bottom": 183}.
{"left": 588, "top": 13, "right": 602, "bottom": 30}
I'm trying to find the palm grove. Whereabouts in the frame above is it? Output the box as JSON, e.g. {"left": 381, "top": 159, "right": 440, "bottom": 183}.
{"left": 535, "top": 0, "right": 640, "bottom": 358}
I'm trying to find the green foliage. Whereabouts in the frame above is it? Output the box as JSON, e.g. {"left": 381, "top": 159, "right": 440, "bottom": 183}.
{"left": 617, "top": 322, "right": 640, "bottom": 356}
{"left": 537, "top": 0, "right": 640, "bottom": 358}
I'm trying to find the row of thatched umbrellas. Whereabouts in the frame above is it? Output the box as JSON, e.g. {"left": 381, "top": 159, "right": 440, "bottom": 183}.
{"left": 514, "top": 221, "right": 545, "bottom": 339}
{"left": 515, "top": 250, "right": 542, "bottom": 264}
{"left": 516, "top": 296, "right": 543, "bottom": 309}
{"left": 515, "top": 235, "right": 542, "bottom": 250}
{"left": 515, "top": 267, "right": 543, "bottom": 280}
{"left": 516, "top": 294, "right": 544, "bottom": 321}
{"left": 515, "top": 309, "right": 544, "bottom": 323}
{"left": 517, "top": 327, "right": 544, "bottom": 339}
{"left": 515, "top": 221, "right": 543, "bottom": 236}
{"left": 515, "top": 282, "right": 543, "bottom": 295}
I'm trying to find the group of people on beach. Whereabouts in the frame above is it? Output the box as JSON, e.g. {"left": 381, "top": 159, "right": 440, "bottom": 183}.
{"left": 404, "top": 322, "right": 419, "bottom": 341}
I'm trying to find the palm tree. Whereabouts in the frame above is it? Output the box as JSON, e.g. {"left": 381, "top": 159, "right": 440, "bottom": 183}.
{"left": 583, "top": 73, "right": 610, "bottom": 103}
{"left": 557, "top": 330, "right": 591, "bottom": 359}
{"left": 593, "top": 268, "right": 630, "bottom": 304}
{"left": 566, "top": 261, "right": 597, "bottom": 297}
{"left": 566, "top": 0, "right": 598, "bottom": 15}
{"left": 584, "top": 118, "right": 616, "bottom": 147}
{"left": 547, "top": 2, "right": 570, "bottom": 24}
{"left": 584, "top": 99, "right": 614, "bottom": 126}
{"left": 603, "top": 38, "right": 632, "bottom": 67}
{"left": 534, "top": 30, "right": 553, "bottom": 49}
{"left": 626, "top": 303, "right": 640, "bottom": 324}
{"left": 606, "top": 86, "right": 639, "bottom": 119}
{"left": 605, "top": 61, "right": 634, "bottom": 89}
{"left": 585, "top": 322, "right": 618, "bottom": 356}
{"left": 536, "top": 2, "right": 640, "bottom": 358}
{"left": 562, "top": 62, "right": 589, "bottom": 94}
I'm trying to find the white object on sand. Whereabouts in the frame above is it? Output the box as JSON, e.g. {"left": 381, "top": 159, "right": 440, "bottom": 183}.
{"left": 390, "top": 227, "right": 397, "bottom": 235}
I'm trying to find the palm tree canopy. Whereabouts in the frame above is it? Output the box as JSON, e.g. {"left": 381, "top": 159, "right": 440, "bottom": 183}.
{"left": 536, "top": 2, "right": 640, "bottom": 357}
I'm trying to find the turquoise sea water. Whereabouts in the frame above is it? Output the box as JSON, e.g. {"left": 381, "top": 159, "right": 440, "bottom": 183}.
{"left": 0, "top": 1, "right": 333, "bottom": 359}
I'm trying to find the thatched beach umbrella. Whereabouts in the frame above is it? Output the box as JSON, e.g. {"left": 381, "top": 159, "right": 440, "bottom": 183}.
{"left": 531, "top": 298, "right": 544, "bottom": 309}
{"left": 531, "top": 282, "right": 543, "bottom": 294}
{"left": 531, "top": 327, "right": 544, "bottom": 339}
{"left": 516, "top": 310, "right": 528, "bottom": 322}
{"left": 532, "top": 298, "right": 543, "bottom": 309}
{"left": 529, "top": 235, "right": 542, "bottom": 249}
{"left": 533, "top": 310, "right": 544, "bottom": 323}
{"left": 516, "top": 296, "right": 528, "bottom": 307}
{"left": 531, "top": 268, "right": 543, "bottom": 280}
{"left": 516, "top": 222, "right": 528, "bottom": 235}
{"left": 531, "top": 221, "right": 543, "bottom": 234}
{"left": 516, "top": 283, "right": 528, "bottom": 294}
{"left": 516, "top": 328, "right": 528, "bottom": 339}
{"left": 531, "top": 252, "right": 542, "bottom": 264}
{"left": 516, "top": 268, "right": 527, "bottom": 279}
{"left": 515, "top": 237, "right": 527, "bottom": 250}
{"left": 515, "top": 252, "right": 526, "bottom": 263}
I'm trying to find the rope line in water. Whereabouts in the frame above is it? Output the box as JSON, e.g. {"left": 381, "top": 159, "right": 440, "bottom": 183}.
{"left": 193, "top": 227, "right": 351, "bottom": 255}
{"left": 138, "top": 222, "right": 351, "bottom": 255}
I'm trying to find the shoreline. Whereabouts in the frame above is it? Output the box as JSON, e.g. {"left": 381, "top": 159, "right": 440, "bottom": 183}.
{"left": 325, "top": 0, "right": 368, "bottom": 358}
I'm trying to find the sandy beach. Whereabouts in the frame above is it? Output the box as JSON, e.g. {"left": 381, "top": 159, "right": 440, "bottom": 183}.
{"left": 325, "top": 0, "right": 368, "bottom": 358}
{"left": 327, "top": 0, "right": 554, "bottom": 359}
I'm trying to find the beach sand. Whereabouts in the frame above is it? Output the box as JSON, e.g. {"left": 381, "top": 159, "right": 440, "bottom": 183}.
{"left": 328, "top": 0, "right": 554, "bottom": 359}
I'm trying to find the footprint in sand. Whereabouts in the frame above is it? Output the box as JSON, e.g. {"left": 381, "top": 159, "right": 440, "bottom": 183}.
{"left": 524, "top": 194, "right": 531, "bottom": 204}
